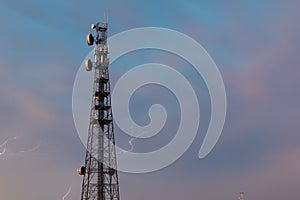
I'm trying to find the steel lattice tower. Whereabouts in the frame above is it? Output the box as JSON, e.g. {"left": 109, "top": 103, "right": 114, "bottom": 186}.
{"left": 77, "top": 22, "right": 120, "bottom": 200}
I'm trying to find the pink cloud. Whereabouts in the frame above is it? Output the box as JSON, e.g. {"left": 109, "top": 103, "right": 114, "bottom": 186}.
{"left": 221, "top": 6, "right": 300, "bottom": 141}
{"left": 2, "top": 86, "right": 58, "bottom": 123}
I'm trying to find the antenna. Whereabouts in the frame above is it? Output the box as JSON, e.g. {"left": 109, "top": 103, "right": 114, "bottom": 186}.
{"left": 239, "top": 191, "right": 244, "bottom": 200}
{"left": 104, "top": 10, "right": 110, "bottom": 44}
{"left": 104, "top": 11, "right": 108, "bottom": 24}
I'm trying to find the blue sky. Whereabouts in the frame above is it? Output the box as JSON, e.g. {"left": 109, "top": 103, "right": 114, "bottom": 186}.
{"left": 1, "top": 0, "right": 300, "bottom": 200}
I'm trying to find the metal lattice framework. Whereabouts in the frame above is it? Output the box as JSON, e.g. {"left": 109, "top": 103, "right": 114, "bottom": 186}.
{"left": 78, "top": 22, "right": 120, "bottom": 200}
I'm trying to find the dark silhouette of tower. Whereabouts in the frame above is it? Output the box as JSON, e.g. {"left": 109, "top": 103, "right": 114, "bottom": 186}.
{"left": 77, "top": 22, "right": 120, "bottom": 200}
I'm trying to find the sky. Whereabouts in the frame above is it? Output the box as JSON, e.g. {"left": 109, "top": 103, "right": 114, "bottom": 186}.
{"left": 0, "top": 0, "right": 300, "bottom": 200}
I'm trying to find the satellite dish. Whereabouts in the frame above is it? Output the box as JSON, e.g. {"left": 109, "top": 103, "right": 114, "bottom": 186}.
{"left": 92, "top": 118, "right": 100, "bottom": 128}
{"left": 77, "top": 166, "right": 86, "bottom": 175}
{"left": 84, "top": 59, "right": 93, "bottom": 71}
{"left": 86, "top": 33, "right": 94, "bottom": 46}
{"left": 107, "top": 168, "right": 116, "bottom": 176}
{"left": 91, "top": 24, "right": 96, "bottom": 29}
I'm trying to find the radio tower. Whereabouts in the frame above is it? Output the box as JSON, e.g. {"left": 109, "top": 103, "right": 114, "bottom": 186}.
{"left": 77, "top": 21, "right": 120, "bottom": 200}
{"left": 239, "top": 192, "right": 244, "bottom": 200}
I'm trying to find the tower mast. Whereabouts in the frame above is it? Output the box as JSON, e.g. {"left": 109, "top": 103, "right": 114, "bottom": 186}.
{"left": 78, "top": 22, "right": 120, "bottom": 200}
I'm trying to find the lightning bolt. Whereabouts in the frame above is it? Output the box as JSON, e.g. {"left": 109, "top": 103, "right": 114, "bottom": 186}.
{"left": 0, "top": 136, "right": 17, "bottom": 147}
{"left": 117, "top": 125, "right": 148, "bottom": 155}
{"left": 128, "top": 138, "right": 134, "bottom": 152}
{"left": 126, "top": 124, "right": 150, "bottom": 152}
{"left": 0, "top": 136, "right": 17, "bottom": 156}
{"left": 62, "top": 185, "right": 72, "bottom": 200}
{"left": 0, "top": 148, "right": 6, "bottom": 156}
{"left": 126, "top": 132, "right": 147, "bottom": 152}
{"left": 0, "top": 136, "right": 40, "bottom": 157}
{"left": 19, "top": 143, "right": 40, "bottom": 153}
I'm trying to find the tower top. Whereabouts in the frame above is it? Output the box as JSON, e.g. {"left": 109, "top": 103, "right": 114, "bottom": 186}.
{"left": 239, "top": 191, "right": 244, "bottom": 200}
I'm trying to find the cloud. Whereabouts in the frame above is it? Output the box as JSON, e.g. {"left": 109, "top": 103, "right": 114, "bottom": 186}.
{"left": 0, "top": 1, "right": 300, "bottom": 200}
{"left": 237, "top": 146, "right": 300, "bottom": 200}
{"left": 0, "top": 0, "right": 67, "bottom": 30}
{"left": 221, "top": 1, "right": 300, "bottom": 138}
{"left": 1, "top": 86, "right": 58, "bottom": 124}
